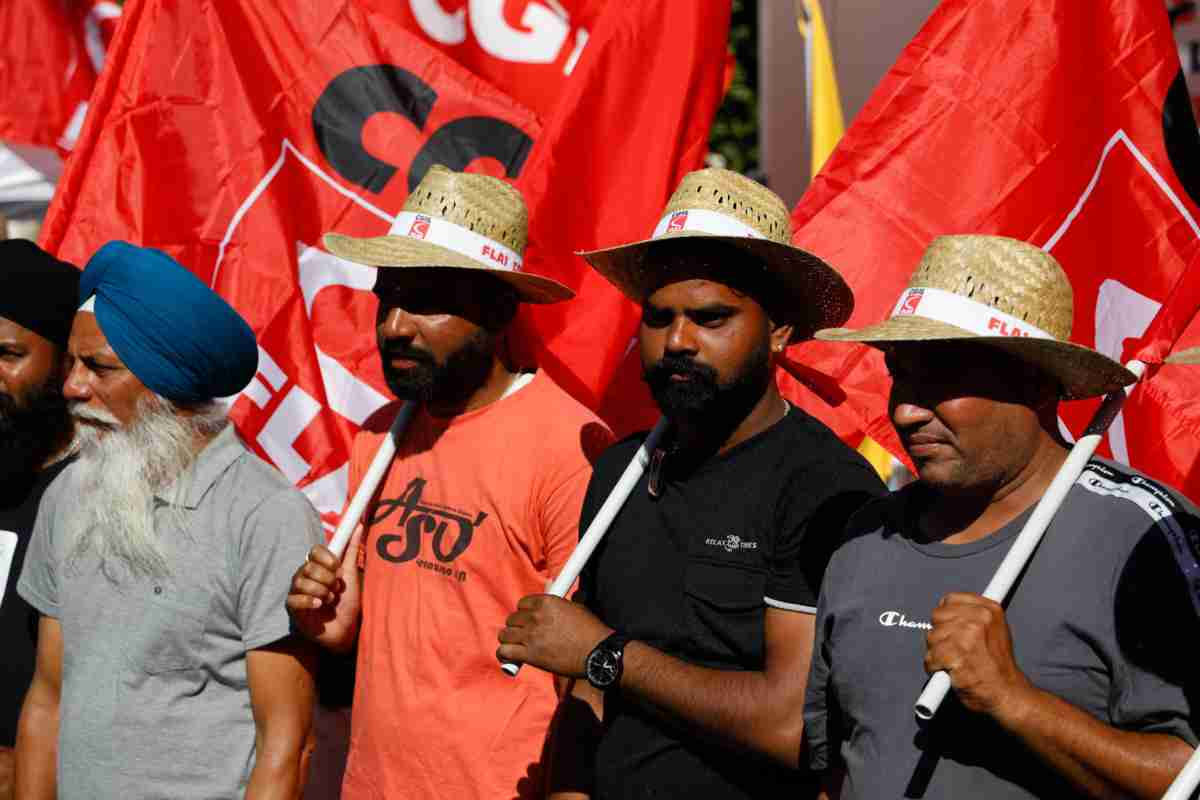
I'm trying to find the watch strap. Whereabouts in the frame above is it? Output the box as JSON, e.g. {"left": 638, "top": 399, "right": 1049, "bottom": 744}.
{"left": 596, "top": 631, "right": 631, "bottom": 655}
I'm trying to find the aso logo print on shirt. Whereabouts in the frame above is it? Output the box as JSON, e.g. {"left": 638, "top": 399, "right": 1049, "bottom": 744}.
{"left": 369, "top": 478, "right": 486, "bottom": 582}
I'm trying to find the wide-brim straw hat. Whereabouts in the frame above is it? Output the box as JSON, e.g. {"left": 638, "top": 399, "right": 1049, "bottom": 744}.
{"left": 323, "top": 165, "right": 573, "bottom": 304}
{"left": 815, "top": 235, "right": 1139, "bottom": 399}
{"left": 580, "top": 168, "right": 853, "bottom": 340}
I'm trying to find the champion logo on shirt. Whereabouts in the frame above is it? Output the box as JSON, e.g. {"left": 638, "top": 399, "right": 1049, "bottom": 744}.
{"left": 705, "top": 534, "right": 758, "bottom": 553}
{"left": 878, "top": 610, "right": 932, "bottom": 630}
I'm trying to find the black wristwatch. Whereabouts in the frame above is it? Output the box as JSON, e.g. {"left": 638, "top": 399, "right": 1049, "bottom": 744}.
{"left": 585, "top": 632, "right": 631, "bottom": 690}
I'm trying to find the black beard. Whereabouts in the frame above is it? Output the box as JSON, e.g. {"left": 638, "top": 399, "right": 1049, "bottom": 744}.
{"left": 380, "top": 329, "right": 495, "bottom": 407}
{"left": 643, "top": 339, "right": 773, "bottom": 426}
{"left": 0, "top": 376, "right": 71, "bottom": 492}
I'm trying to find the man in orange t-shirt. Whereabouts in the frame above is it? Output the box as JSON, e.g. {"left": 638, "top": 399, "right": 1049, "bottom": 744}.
{"left": 287, "top": 166, "right": 612, "bottom": 800}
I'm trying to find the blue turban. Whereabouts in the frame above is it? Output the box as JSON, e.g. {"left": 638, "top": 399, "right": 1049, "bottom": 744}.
{"left": 79, "top": 241, "right": 258, "bottom": 403}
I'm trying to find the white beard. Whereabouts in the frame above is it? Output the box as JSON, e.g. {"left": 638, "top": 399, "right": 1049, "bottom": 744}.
{"left": 65, "top": 394, "right": 226, "bottom": 579}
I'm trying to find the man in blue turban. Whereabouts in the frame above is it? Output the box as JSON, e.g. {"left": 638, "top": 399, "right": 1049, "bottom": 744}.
{"left": 15, "top": 242, "right": 323, "bottom": 799}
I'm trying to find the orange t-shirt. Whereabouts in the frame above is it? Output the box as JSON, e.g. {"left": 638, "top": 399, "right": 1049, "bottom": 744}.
{"left": 340, "top": 371, "right": 612, "bottom": 800}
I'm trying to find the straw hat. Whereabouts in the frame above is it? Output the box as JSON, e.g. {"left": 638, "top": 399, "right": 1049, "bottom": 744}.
{"left": 580, "top": 168, "right": 853, "bottom": 340}
{"left": 323, "top": 165, "right": 573, "bottom": 304}
{"left": 815, "top": 235, "right": 1139, "bottom": 399}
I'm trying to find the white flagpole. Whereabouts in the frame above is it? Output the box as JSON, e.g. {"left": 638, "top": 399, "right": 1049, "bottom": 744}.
{"left": 914, "top": 360, "right": 1148, "bottom": 721}
{"left": 1163, "top": 747, "right": 1200, "bottom": 800}
{"left": 327, "top": 402, "right": 416, "bottom": 560}
{"left": 502, "top": 416, "right": 670, "bottom": 676}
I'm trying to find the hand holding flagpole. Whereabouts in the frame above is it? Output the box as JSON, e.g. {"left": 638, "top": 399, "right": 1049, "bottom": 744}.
{"left": 914, "top": 361, "right": 1148, "bottom": 721}
{"left": 501, "top": 417, "right": 670, "bottom": 676}
{"left": 327, "top": 402, "right": 416, "bottom": 561}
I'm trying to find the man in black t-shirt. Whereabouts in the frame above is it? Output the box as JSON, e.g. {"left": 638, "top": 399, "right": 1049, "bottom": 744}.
{"left": 0, "top": 241, "right": 78, "bottom": 799}
{"left": 496, "top": 169, "right": 884, "bottom": 799}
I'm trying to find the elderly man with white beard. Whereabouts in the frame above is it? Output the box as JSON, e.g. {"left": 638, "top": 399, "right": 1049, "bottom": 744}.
{"left": 15, "top": 241, "right": 323, "bottom": 800}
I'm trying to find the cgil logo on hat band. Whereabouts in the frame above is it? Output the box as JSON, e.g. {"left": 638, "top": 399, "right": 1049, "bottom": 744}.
{"left": 667, "top": 210, "right": 689, "bottom": 232}
{"left": 388, "top": 210, "right": 523, "bottom": 273}
{"left": 651, "top": 207, "right": 766, "bottom": 241}
{"left": 890, "top": 286, "right": 1055, "bottom": 341}
{"left": 408, "top": 214, "right": 431, "bottom": 240}
{"left": 897, "top": 288, "right": 924, "bottom": 315}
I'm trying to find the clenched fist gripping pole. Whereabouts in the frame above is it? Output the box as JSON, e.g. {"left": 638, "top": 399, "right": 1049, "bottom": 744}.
{"left": 327, "top": 402, "right": 417, "bottom": 560}
{"left": 914, "top": 361, "right": 1147, "bottom": 721}
{"left": 501, "top": 416, "right": 671, "bottom": 677}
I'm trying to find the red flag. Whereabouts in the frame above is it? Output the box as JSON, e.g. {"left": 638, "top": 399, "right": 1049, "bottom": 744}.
{"left": 40, "top": 0, "right": 728, "bottom": 525}
{"left": 0, "top": 0, "right": 119, "bottom": 154}
{"left": 785, "top": 0, "right": 1200, "bottom": 500}
{"left": 514, "top": 0, "right": 729, "bottom": 432}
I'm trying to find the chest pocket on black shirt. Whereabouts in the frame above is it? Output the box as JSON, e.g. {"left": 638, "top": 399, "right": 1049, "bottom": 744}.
{"left": 683, "top": 559, "right": 766, "bottom": 667}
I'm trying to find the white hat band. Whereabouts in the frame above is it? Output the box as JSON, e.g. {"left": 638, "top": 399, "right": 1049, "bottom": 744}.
{"left": 891, "top": 286, "right": 1055, "bottom": 340}
{"left": 652, "top": 208, "right": 765, "bottom": 240}
{"left": 388, "top": 210, "right": 523, "bottom": 273}
{"left": 79, "top": 295, "right": 97, "bottom": 312}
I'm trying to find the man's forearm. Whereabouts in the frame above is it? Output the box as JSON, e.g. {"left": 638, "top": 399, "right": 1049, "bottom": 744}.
{"left": 620, "top": 642, "right": 803, "bottom": 766}
{"left": 1, "top": 746, "right": 16, "bottom": 800}
{"left": 14, "top": 702, "right": 57, "bottom": 800}
{"left": 245, "top": 638, "right": 317, "bottom": 800}
{"left": 992, "top": 684, "right": 1194, "bottom": 799}
{"left": 244, "top": 740, "right": 309, "bottom": 800}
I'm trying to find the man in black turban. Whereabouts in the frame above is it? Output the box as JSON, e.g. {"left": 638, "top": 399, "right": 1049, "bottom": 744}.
{"left": 0, "top": 239, "right": 79, "bottom": 800}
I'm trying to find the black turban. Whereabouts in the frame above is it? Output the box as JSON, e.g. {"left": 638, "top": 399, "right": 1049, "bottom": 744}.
{"left": 0, "top": 240, "right": 80, "bottom": 348}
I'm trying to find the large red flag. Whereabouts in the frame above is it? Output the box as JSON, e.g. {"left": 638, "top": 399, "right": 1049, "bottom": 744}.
{"left": 0, "top": 0, "right": 119, "bottom": 154}
{"left": 40, "top": 0, "right": 728, "bottom": 526}
{"left": 785, "top": 0, "right": 1200, "bottom": 500}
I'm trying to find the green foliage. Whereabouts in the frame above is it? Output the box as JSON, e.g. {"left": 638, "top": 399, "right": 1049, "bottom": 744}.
{"left": 709, "top": 0, "right": 759, "bottom": 175}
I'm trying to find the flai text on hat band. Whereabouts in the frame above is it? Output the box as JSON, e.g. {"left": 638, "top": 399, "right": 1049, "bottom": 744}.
{"left": 651, "top": 208, "right": 766, "bottom": 240}
{"left": 890, "top": 286, "right": 1055, "bottom": 340}
{"left": 389, "top": 210, "right": 523, "bottom": 273}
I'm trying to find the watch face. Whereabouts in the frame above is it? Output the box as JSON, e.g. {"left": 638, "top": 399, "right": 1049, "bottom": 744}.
{"left": 587, "top": 648, "right": 620, "bottom": 688}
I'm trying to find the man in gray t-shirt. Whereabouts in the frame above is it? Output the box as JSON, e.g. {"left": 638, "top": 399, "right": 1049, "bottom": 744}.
{"left": 806, "top": 236, "right": 1199, "bottom": 799}
{"left": 15, "top": 243, "right": 322, "bottom": 799}
{"left": 807, "top": 459, "right": 1199, "bottom": 799}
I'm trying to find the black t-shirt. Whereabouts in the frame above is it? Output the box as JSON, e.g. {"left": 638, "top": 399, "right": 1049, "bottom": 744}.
{"left": 0, "top": 456, "right": 72, "bottom": 746}
{"left": 577, "top": 407, "right": 885, "bottom": 800}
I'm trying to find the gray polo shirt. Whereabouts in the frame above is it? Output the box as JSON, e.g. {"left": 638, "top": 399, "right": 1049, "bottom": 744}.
{"left": 805, "top": 458, "right": 1200, "bottom": 800}
{"left": 19, "top": 424, "right": 322, "bottom": 800}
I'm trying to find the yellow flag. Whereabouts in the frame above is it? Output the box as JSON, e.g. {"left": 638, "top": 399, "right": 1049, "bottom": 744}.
{"left": 796, "top": 2, "right": 888, "bottom": 479}
{"left": 857, "top": 434, "right": 894, "bottom": 483}
{"left": 796, "top": 0, "right": 845, "bottom": 177}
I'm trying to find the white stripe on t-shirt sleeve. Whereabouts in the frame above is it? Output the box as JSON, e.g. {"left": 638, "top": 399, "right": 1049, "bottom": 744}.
{"left": 764, "top": 596, "right": 817, "bottom": 614}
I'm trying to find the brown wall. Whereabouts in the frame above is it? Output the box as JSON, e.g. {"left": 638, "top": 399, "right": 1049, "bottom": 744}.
{"left": 758, "top": 0, "right": 940, "bottom": 208}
